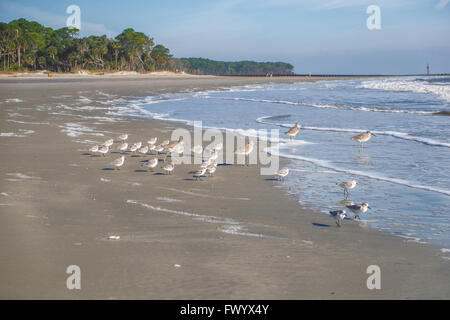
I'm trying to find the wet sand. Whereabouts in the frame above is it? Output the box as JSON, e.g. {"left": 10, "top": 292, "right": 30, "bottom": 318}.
{"left": 0, "top": 76, "right": 449, "bottom": 299}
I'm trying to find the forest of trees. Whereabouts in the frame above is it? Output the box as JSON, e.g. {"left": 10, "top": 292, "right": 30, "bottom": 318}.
{"left": 0, "top": 18, "right": 294, "bottom": 75}
{"left": 180, "top": 58, "right": 294, "bottom": 75}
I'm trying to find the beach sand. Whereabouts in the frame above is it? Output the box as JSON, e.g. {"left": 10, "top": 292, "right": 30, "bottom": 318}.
{"left": 0, "top": 76, "right": 449, "bottom": 299}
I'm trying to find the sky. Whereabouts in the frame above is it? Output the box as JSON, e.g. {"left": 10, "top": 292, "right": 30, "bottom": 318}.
{"left": 1, "top": 0, "right": 449, "bottom": 74}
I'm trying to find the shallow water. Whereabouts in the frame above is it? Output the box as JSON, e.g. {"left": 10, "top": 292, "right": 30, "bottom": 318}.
{"left": 109, "top": 76, "right": 450, "bottom": 247}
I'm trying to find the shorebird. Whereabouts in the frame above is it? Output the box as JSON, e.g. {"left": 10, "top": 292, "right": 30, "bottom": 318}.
{"left": 191, "top": 145, "right": 203, "bottom": 155}
{"left": 162, "top": 162, "right": 175, "bottom": 175}
{"left": 337, "top": 180, "right": 357, "bottom": 198}
{"left": 129, "top": 142, "right": 140, "bottom": 152}
{"left": 98, "top": 145, "right": 109, "bottom": 156}
{"left": 118, "top": 142, "right": 128, "bottom": 153}
{"left": 234, "top": 141, "right": 254, "bottom": 166}
{"left": 89, "top": 145, "right": 99, "bottom": 153}
{"left": 276, "top": 168, "right": 289, "bottom": 180}
{"left": 161, "top": 139, "right": 170, "bottom": 147}
{"left": 154, "top": 144, "right": 165, "bottom": 154}
{"left": 117, "top": 134, "right": 128, "bottom": 142}
{"left": 193, "top": 167, "right": 207, "bottom": 180}
{"left": 148, "top": 144, "right": 156, "bottom": 154}
{"left": 142, "top": 158, "right": 158, "bottom": 171}
{"left": 329, "top": 210, "right": 347, "bottom": 227}
{"left": 285, "top": 123, "right": 301, "bottom": 140}
{"left": 200, "top": 159, "right": 212, "bottom": 169}
{"left": 209, "top": 150, "right": 218, "bottom": 161}
{"left": 111, "top": 155, "right": 125, "bottom": 170}
{"left": 147, "top": 137, "right": 157, "bottom": 145}
{"left": 351, "top": 131, "right": 376, "bottom": 148}
{"left": 138, "top": 145, "right": 149, "bottom": 156}
{"left": 103, "top": 138, "right": 114, "bottom": 147}
{"left": 206, "top": 164, "right": 216, "bottom": 176}
{"left": 346, "top": 202, "right": 371, "bottom": 220}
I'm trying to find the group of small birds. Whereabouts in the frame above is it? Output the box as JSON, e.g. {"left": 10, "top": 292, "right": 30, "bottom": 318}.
{"left": 283, "top": 122, "right": 375, "bottom": 227}
{"left": 89, "top": 133, "right": 225, "bottom": 179}
{"left": 87, "top": 122, "right": 375, "bottom": 227}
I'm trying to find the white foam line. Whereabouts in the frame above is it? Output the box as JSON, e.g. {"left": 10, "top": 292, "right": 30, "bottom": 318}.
{"left": 256, "top": 115, "right": 450, "bottom": 148}
{"left": 270, "top": 147, "right": 450, "bottom": 197}
{"left": 159, "top": 187, "right": 251, "bottom": 201}
{"left": 127, "top": 199, "right": 238, "bottom": 225}
{"left": 214, "top": 97, "right": 438, "bottom": 115}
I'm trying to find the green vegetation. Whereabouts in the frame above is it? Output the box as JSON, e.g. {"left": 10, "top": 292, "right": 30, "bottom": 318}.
{"left": 0, "top": 18, "right": 294, "bottom": 75}
{"left": 179, "top": 58, "right": 293, "bottom": 75}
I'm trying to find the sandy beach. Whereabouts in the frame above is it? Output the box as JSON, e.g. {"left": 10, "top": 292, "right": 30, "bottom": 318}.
{"left": 0, "top": 75, "right": 449, "bottom": 299}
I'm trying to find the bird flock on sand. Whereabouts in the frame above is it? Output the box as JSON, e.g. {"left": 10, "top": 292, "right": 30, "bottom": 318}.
{"left": 283, "top": 122, "right": 375, "bottom": 227}
{"left": 88, "top": 132, "right": 259, "bottom": 182}
{"left": 88, "top": 122, "right": 375, "bottom": 227}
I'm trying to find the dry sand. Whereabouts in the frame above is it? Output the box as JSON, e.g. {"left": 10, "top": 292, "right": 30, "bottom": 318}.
{"left": 0, "top": 76, "right": 449, "bottom": 299}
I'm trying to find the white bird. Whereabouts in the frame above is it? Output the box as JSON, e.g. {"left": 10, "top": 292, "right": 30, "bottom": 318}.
{"left": 162, "top": 162, "right": 175, "bottom": 175}
{"left": 337, "top": 180, "right": 357, "bottom": 198}
{"left": 285, "top": 123, "right": 300, "bottom": 139}
{"left": 143, "top": 158, "right": 158, "bottom": 171}
{"left": 147, "top": 137, "right": 157, "bottom": 145}
{"left": 118, "top": 142, "right": 128, "bottom": 153}
{"left": 111, "top": 155, "right": 125, "bottom": 170}
{"left": 104, "top": 138, "right": 114, "bottom": 147}
{"left": 346, "top": 202, "right": 371, "bottom": 220}
{"left": 138, "top": 145, "right": 149, "bottom": 156}
{"left": 154, "top": 144, "right": 165, "bottom": 154}
{"left": 89, "top": 145, "right": 99, "bottom": 153}
{"left": 98, "top": 145, "right": 109, "bottom": 156}
{"left": 193, "top": 167, "right": 207, "bottom": 180}
{"left": 276, "top": 168, "right": 289, "bottom": 180}
{"left": 129, "top": 143, "right": 140, "bottom": 152}
{"left": 206, "top": 164, "right": 216, "bottom": 176}
{"left": 234, "top": 141, "right": 254, "bottom": 166}
{"left": 161, "top": 139, "right": 170, "bottom": 147}
{"left": 329, "top": 210, "right": 347, "bottom": 227}
{"left": 117, "top": 134, "right": 128, "bottom": 142}
{"left": 192, "top": 145, "right": 203, "bottom": 155}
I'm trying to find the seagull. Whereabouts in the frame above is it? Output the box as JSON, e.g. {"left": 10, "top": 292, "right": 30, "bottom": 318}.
{"left": 337, "top": 180, "right": 357, "bottom": 198}
{"left": 329, "top": 210, "right": 347, "bottom": 227}
{"left": 111, "top": 155, "right": 125, "bottom": 170}
{"left": 285, "top": 123, "right": 301, "bottom": 140}
{"left": 346, "top": 202, "right": 371, "bottom": 220}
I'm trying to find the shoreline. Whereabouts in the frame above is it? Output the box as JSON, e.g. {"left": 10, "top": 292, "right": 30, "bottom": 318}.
{"left": 0, "top": 76, "right": 449, "bottom": 299}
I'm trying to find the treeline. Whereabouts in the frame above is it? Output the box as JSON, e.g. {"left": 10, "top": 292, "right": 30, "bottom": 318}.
{"left": 180, "top": 58, "right": 294, "bottom": 75}
{"left": 0, "top": 18, "right": 294, "bottom": 75}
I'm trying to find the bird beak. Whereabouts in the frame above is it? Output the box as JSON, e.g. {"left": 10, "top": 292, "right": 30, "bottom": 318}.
{"left": 368, "top": 206, "right": 372, "bottom": 209}
{"left": 372, "top": 133, "right": 377, "bottom": 137}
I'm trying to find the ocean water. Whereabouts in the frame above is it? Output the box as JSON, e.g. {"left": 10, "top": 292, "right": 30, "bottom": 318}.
{"left": 112, "top": 76, "right": 450, "bottom": 247}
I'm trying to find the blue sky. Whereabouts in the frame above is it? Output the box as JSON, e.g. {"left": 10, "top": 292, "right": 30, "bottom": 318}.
{"left": 1, "top": 0, "right": 449, "bottom": 74}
